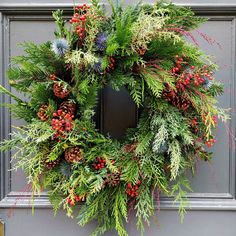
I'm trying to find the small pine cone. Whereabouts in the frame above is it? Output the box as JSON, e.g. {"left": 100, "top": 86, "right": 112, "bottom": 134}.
{"left": 37, "top": 104, "right": 49, "bottom": 121}
{"left": 162, "top": 87, "right": 176, "bottom": 102}
{"left": 162, "top": 87, "right": 190, "bottom": 111}
{"left": 172, "top": 96, "right": 191, "bottom": 111}
{"left": 123, "top": 143, "right": 137, "bottom": 153}
{"left": 53, "top": 82, "right": 70, "bottom": 99}
{"left": 44, "top": 158, "right": 61, "bottom": 170}
{"left": 105, "top": 171, "right": 121, "bottom": 187}
{"left": 65, "top": 147, "right": 83, "bottom": 163}
{"left": 59, "top": 101, "right": 76, "bottom": 116}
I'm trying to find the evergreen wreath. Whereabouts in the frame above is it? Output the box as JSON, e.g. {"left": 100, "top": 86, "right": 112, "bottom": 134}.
{"left": 0, "top": 1, "right": 229, "bottom": 235}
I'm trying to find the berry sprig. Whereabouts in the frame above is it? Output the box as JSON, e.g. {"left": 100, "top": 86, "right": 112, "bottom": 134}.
{"left": 92, "top": 157, "right": 107, "bottom": 170}
{"left": 171, "top": 55, "right": 188, "bottom": 74}
{"left": 205, "top": 138, "right": 216, "bottom": 148}
{"left": 51, "top": 110, "right": 74, "bottom": 140}
{"left": 66, "top": 194, "right": 82, "bottom": 206}
{"left": 74, "top": 3, "right": 91, "bottom": 12}
{"left": 69, "top": 4, "right": 92, "bottom": 41}
{"left": 189, "top": 64, "right": 214, "bottom": 87}
{"left": 104, "top": 57, "right": 116, "bottom": 74}
{"left": 126, "top": 180, "right": 141, "bottom": 198}
{"left": 172, "top": 55, "right": 215, "bottom": 89}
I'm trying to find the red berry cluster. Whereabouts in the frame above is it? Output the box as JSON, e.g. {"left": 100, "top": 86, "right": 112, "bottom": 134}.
{"left": 191, "top": 65, "right": 213, "bottom": 87}
{"left": 66, "top": 195, "right": 81, "bottom": 206}
{"left": 74, "top": 3, "right": 90, "bottom": 12}
{"left": 171, "top": 55, "right": 187, "bottom": 74}
{"left": 172, "top": 55, "right": 214, "bottom": 88}
{"left": 69, "top": 4, "right": 91, "bottom": 39}
{"left": 51, "top": 110, "right": 74, "bottom": 139}
{"left": 205, "top": 138, "right": 216, "bottom": 148}
{"left": 92, "top": 157, "right": 107, "bottom": 170}
{"left": 176, "top": 75, "right": 192, "bottom": 91}
{"left": 50, "top": 74, "right": 57, "bottom": 81}
{"left": 126, "top": 180, "right": 141, "bottom": 198}
{"left": 104, "top": 57, "right": 116, "bottom": 74}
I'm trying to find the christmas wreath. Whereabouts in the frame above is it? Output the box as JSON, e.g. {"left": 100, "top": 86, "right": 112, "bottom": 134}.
{"left": 0, "top": 1, "right": 229, "bottom": 235}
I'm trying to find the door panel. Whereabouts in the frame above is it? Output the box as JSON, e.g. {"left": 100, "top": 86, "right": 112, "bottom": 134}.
{"left": 0, "top": 1, "right": 236, "bottom": 236}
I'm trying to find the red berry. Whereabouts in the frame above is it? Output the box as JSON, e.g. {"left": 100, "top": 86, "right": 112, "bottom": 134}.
{"left": 75, "top": 196, "right": 81, "bottom": 202}
{"left": 127, "top": 183, "right": 132, "bottom": 189}
{"left": 80, "top": 15, "right": 86, "bottom": 21}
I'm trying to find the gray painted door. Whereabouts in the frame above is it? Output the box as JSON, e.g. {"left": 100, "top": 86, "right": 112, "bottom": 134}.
{"left": 0, "top": 0, "right": 236, "bottom": 235}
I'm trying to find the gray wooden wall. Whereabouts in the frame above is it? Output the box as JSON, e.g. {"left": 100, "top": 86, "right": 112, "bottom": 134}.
{"left": 1, "top": 0, "right": 236, "bottom": 235}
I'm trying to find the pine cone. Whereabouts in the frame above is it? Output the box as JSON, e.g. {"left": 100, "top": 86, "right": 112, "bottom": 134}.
{"left": 53, "top": 82, "right": 70, "bottom": 99}
{"left": 162, "top": 87, "right": 190, "bottom": 111}
{"left": 104, "top": 171, "right": 121, "bottom": 187}
{"left": 172, "top": 95, "right": 191, "bottom": 111}
{"left": 44, "top": 158, "right": 61, "bottom": 170}
{"left": 37, "top": 104, "right": 49, "bottom": 121}
{"left": 59, "top": 101, "right": 76, "bottom": 116}
{"left": 123, "top": 143, "right": 137, "bottom": 153}
{"left": 65, "top": 147, "right": 83, "bottom": 163}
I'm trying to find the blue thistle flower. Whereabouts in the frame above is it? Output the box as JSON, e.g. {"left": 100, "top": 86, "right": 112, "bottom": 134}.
{"left": 59, "top": 161, "right": 71, "bottom": 177}
{"left": 51, "top": 38, "right": 69, "bottom": 57}
{"left": 92, "top": 58, "right": 103, "bottom": 74}
{"left": 96, "top": 32, "right": 108, "bottom": 52}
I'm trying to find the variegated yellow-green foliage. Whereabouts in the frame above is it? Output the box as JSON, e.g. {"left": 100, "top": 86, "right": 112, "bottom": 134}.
{"left": 0, "top": 1, "right": 229, "bottom": 236}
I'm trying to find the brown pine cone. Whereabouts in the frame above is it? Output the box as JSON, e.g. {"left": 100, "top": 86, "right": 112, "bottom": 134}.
{"left": 44, "top": 158, "right": 61, "bottom": 170}
{"left": 104, "top": 171, "right": 121, "bottom": 187}
{"left": 162, "top": 87, "right": 190, "bottom": 111}
{"left": 53, "top": 82, "right": 70, "bottom": 99}
{"left": 123, "top": 143, "right": 137, "bottom": 153}
{"left": 37, "top": 104, "right": 49, "bottom": 121}
{"left": 172, "top": 96, "right": 191, "bottom": 111}
{"left": 59, "top": 101, "right": 76, "bottom": 116}
{"left": 65, "top": 147, "right": 83, "bottom": 163}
